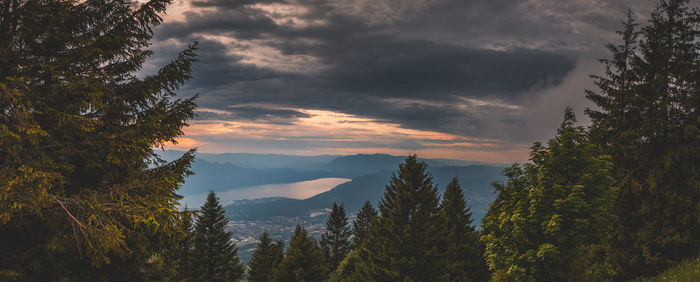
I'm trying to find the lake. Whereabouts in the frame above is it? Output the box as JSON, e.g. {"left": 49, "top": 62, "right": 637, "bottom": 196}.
{"left": 180, "top": 177, "right": 351, "bottom": 208}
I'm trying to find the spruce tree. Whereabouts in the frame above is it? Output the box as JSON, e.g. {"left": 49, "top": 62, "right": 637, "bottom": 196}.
{"left": 363, "top": 155, "right": 443, "bottom": 281}
{"left": 480, "top": 164, "right": 533, "bottom": 281}
{"left": 273, "top": 225, "right": 327, "bottom": 282}
{"left": 248, "top": 230, "right": 284, "bottom": 282}
{"left": 481, "top": 108, "right": 615, "bottom": 281}
{"left": 331, "top": 201, "right": 377, "bottom": 282}
{"left": 586, "top": 0, "right": 700, "bottom": 278}
{"left": 320, "top": 202, "right": 352, "bottom": 272}
{"left": 173, "top": 208, "right": 196, "bottom": 281}
{"left": 329, "top": 251, "right": 373, "bottom": 282}
{"left": 0, "top": 0, "right": 197, "bottom": 279}
{"left": 351, "top": 200, "right": 377, "bottom": 249}
{"left": 438, "top": 178, "right": 489, "bottom": 281}
{"left": 193, "top": 192, "right": 245, "bottom": 281}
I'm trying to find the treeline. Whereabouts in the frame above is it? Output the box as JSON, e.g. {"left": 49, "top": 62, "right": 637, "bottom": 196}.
{"left": 0, "top": 0, "right": 697, "bottom": 281}
{"left": 172, "top": 157, "right": 488, "bottom": 281}
{"left": 243, "top": 157, "right": 488, "bottom": 281}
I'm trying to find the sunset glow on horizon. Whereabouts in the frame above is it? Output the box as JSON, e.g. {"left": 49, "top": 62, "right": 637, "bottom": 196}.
{"left": 165, "top": 107, "right": 530, "bottom": 163}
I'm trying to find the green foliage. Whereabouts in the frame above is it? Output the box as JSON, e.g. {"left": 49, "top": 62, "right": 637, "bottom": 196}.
{"left": 586, "top": 0, "right": 700, "bottom": 278}
{"left": 320, "top": 202, "right": 352, "bottom": 272}
{"left": 144, "top": 207, "right": 198, "bottom": 281}
{"left": 636, "top": 257, "right": 700, "bottom": 282}
{"left": 329, "top": 251, "right": 373, "bottom": 282}
{"left": 273, "top": 225, "right": 328, "bottom": 282}
{"left": 438, "top": 178, "right": 490, "bottom": 281}
{"left": 171, "top": 207, "right": 196, "bottom": 281}
{"left": 351, "top": 200, "right": 377, "bottom": 250}
{"left": 481, "top": 109, "right": 616, "bottom": 281}
{"left": 0, "top": 0, "right": 197, "bottom": 279}
{"left": 193, "top": 192, "right": 245, "bottom": 281}
{"left": 248, "top": 230, "right": 284, "bottom": 282}
{"left": 362, "top": 155, "right": 443, "bottom": 281}
{"left": 329, "top": 201, "right": 377, "bottom": 281}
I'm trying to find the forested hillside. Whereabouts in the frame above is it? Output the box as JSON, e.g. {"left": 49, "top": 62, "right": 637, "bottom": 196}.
{"left": 162, "top": 151, "right": 501, "bottom": 196}
{"left": 225, "top": 164, "right": 503, "bottom": 225}
{"left": 179, "top": 158, "right": 339, "bottom": 194}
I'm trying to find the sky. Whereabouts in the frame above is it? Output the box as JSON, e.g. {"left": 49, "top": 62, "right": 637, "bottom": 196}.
{"left": 146, "top": 0, "right": 663, "bottom": 163}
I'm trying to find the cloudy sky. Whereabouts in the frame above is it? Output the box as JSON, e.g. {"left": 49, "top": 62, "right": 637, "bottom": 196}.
{"left": 148, "top": 0, "right": 662, "bottom": 163}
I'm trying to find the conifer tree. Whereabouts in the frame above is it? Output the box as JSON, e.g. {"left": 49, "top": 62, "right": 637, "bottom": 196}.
{"left": 320, "top": 202, "right": 352, "bottom": 272}
{"left": 586, "top": 0, "right": 699, "bottom": 278}
{"left": 173, "top": 208, "right": 196, "bottom": 281}
{"left": 363, "top": 155, "right": 443, "bottom": 281}
{"left": 330, "top": 201, "right": 377, "bottom": 282}
{"left": 438, "top": 178, "right": 489, "bottom": 281}
{"left": 273, "top": 225, "right": 327, "bottom": 281}
{"left": 481, "top": 108, "right": 615, "bottom": 281}
{"left": 480, "top": 164, "right": 533, "bottom": 281}
{"left": 329, "top": 251, "right": 374, "bottom": 282}
{"left": 193, "top": 192, "right": 245, "bottom": 281}
{"left": 0, "top": 0, "right": 197, "bottom": 279}
{"left": 248, "top": 230, "right": 284, "bottom": 282}
{"left": 351, "top": 200, "right": 377, "bottom": 249}
{"left": 331, "top": 201, "right": 377, "bottom": 281}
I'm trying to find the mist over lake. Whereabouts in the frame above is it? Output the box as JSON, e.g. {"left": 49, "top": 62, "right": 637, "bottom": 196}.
{"left": 180, "top": 178, "right": 351, "bottom": 208}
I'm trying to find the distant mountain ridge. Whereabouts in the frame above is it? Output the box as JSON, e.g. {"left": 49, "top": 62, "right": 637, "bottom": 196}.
{"left": 159, "top": 150, "right": 339, "bottom": 170}
{"left": 225, "top": 165, "right": 505, "bottom": 225}
{"left": 323, "top": 153, "right": 501, "bottom": 177}
{"left": 159, "top": 150, "right": 506, "bottom": 225}
{"left": 159, "top": 150, "right": 506, "bottom": 196}
{"left": 178, "top": 158, "right": 339, "bottom": 195}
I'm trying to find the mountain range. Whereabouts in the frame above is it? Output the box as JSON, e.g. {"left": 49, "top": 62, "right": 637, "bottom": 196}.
{"left": 159, "top": 150, "right": 507, "bottom": 224}
{"left": 225, "top": 165, "right": 504, "bottom": 225}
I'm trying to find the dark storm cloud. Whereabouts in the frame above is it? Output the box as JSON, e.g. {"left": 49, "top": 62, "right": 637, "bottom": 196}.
{"left": 389, "top": 0, "right": 658, "bottom": 49}
{"left": 180, "top": 35, "right": 575, "bottom": 97}
{"left": 168, "top": 42, "right": 571, "bottom": 140}
{"left": 323, "top": 45, "right": 574, "bottom": 98}
{"left": 150, "top": 0, "right": 660, "bottom": 143}
{"left": 190, "top": 0, "right": 281, "bottom": 9}
{"left": 155, "top": 8, "right": 278, "bottom": 40}
{"left": 185, "top": 39, "right": 300, "bottom": 88}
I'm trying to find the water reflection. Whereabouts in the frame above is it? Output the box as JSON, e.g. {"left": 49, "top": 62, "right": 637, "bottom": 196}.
{"left": 180, "top": 177, "right": 351, "bottom": 208}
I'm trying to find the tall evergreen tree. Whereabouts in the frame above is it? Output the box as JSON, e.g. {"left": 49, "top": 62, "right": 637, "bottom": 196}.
{"left": 586, "top": 0, "right": 700, "bottom": 278}
{"left": 0, "top": 0, "right": 197, "bottom": 279}
{"left": 320, "top": 202, "right": 352, "bottom": 272}
{"left": 273, "top": 225, "right": 327, "bottom": 282}
{"left": 363, "top": 155, "right": 443, "bottom": 281}
{"left": 173, "top": 208, "right": 196, "bottom": 281}
{"left": 248, "top": 230, "right": 284, "bottom": 282}
{"left": 193, "top": 192, "right": 245, "bottom": 281}
{"left": 438, "top": 178, "right": 489, "bottom": 281}
{"left": 329, "top": 201, "right": 377, "bottom": 281}
{"left": 329, "top": 251, "right": 374, "bottom": 282}
{"left": 143, "top": 209, "right": 196, "bottom": 281}
{"left": 351, "top": 200, "right": 377, "bottom": 249}
{"left": 480, "top": 164, "right": 534, "bottom": 281}
{"left": 481, "top": 108, "right": 615, "bottom": 281}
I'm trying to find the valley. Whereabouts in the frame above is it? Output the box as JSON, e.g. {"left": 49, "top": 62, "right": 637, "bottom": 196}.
{"left": 180, "top": 177, "right": 351, "bottom": 208}
{"left": 163, "top": 150, "right": 506, "bottom": 263}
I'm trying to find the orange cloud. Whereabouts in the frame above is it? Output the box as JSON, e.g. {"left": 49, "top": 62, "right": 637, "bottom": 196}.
{"left": 164, "top": 108, "right": 530, "bottom": 163}
{"left": 165, "top": 137, "right": 204, "bottom": 151}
